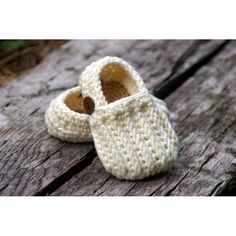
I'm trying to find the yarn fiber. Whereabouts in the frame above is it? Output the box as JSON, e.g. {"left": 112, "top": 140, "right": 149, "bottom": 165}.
{"left": 45, "top": 86, "right": 92, "bottom": 142}
{"left": 79, "top": 56, "right": 178, "bottom": 180}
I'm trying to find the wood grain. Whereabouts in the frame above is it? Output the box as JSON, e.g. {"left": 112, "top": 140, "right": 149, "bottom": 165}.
{"left": 0, "top": 40, "right": 228, "bottom": 195}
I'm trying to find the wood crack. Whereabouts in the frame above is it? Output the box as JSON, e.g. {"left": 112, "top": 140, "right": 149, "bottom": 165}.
{"left": 124, "top": 183, "right": 138, "bottom": 196}
{"left": 216, "top": 119, "right": 236, "bottom": 143}
{"left": 0, "top": 184, "right": 9, "bottom": 193}
{"left": 24, "top": 144, "right": 67, "bottom": 174}
{"left": 154, "top": 40, "right": 229, "bottom": 99}
{"left": 195, "top": 152, "right": 216, "bottom": 176}
{"left": 149, "top": 182, "right": 168, "bottom": 196}
{"left": 35, "top": 147, "right": 96, "bottom": 196}
{"left": 150, "top": 41, "right": 201, "bottom": 79}
{"left": 0, "top": 140, "right": 8, "bottom": 148}
{"left": 165, "top": 171, "right": 189, "bottom": 196}
{"left": 29, "top": 108, "right": 39, "bottom": 116}
{"left": 209, "top": 181, "right": 224, "bottom": 196}
{"left": 92, "top": 176, "right": 112, "bottom": 196}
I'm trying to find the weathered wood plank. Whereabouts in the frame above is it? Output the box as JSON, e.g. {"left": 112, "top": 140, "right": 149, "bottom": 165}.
{"left": 52, "top": 40, "right": 236, "bottom": 196}
{"left": 0, "top": 40, "right": 226, "bottom": 195}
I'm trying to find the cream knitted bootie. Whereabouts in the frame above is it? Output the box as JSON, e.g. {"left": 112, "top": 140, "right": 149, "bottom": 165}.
{"left": 80, "top": 56, "right": 178, "bottom": 180}
{"left": 45, "top": 86, "right": 92, "bottom": 142}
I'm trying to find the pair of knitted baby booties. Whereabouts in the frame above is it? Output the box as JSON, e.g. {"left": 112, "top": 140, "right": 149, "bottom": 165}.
{"left": 45, "top": 56, "right": 178, "bottom": 180}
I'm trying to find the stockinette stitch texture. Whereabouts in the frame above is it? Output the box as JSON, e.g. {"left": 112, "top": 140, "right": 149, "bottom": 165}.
{"left": 79, "top": 56, "right": 178, "bottom": 180}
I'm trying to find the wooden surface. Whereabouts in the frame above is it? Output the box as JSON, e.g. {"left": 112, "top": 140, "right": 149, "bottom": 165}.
{"left": 0, "top": 40, "right": 235, "bottom": 196}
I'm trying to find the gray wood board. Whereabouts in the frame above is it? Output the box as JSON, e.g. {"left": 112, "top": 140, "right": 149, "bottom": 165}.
{"left": 52, "top": 41, "right": 236, "bottom": 196}
{"left": 0, "top": 40, "right": 227, "bottom": 195}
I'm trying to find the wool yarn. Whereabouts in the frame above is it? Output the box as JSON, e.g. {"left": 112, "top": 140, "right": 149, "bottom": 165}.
{"left": 45, "top": 86, "right": 92, "bottom": 142}
{"left": 79, "top": 56, "right": 178, "bottom": 180}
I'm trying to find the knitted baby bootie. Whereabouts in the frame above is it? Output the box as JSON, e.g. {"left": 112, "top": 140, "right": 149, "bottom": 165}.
{"left": 45, "top": 86, "right": 92, "bottom": 142}
{"left": 80, "top": 56, "right": 178, "bottom": 180}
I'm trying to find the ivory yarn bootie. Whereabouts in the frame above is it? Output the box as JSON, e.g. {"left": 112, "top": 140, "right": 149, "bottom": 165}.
{"left": 45, "top": 86, "right": 92, "bottom": 142}
{"left": 80, "top": 56, "right": 178, "bottom": 180}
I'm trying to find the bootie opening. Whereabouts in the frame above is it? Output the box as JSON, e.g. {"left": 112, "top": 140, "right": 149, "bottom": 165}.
{"left": 100, "top": 62, "right": 140, "bottom": 103}
{"left": 64, "top": 90, "right": 85, "bottom": 113}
